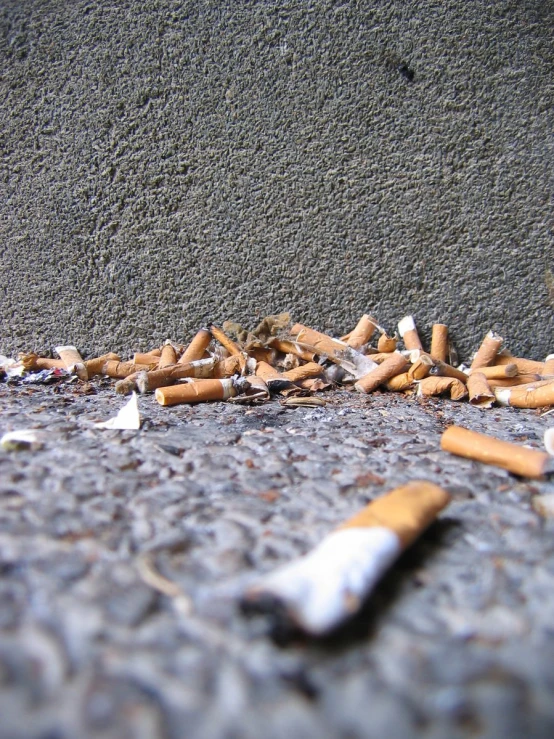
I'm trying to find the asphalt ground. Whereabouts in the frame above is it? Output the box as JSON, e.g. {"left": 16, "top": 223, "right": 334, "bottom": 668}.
{"left": 1, "top": 378, "right": 554, "bottom": 738}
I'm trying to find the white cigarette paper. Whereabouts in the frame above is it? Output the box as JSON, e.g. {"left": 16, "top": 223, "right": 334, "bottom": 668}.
{"left": 94, "top": 392, "right": 141, "bottom": 430}
{"left": 245, "top": 481, "right": 449, "bottom": 634}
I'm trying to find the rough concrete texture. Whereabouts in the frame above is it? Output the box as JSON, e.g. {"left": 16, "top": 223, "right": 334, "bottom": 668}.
{"left": 1, "top": 379, "right": 554, "bottom": 738}
{"left": 1, "top": 1, "right": 553, "bottom": 359}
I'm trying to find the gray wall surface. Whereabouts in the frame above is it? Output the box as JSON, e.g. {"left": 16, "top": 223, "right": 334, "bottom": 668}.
{"left": 1, "top": 0, "right": 552, "bottom": 360}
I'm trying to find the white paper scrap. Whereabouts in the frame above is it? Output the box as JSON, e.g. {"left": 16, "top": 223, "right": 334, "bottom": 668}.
{"left": 95, "top": 392, "right": 141, "bottom": 430}
{"left": 1, "top": 429, "right": 43, "bottom": 451}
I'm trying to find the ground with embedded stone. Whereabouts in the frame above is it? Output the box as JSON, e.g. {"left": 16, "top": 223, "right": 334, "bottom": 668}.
{"left": 1, "top": 379, "right": 553, "bottom": 738}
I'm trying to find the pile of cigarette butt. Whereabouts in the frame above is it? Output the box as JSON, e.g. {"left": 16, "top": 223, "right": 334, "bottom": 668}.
{"left": 2, "top": 313, "right": 554, "bottom": 635}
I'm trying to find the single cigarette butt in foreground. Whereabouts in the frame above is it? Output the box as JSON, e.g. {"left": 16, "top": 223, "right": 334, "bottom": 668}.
{"left": 494, "top": 380, "right": 554, "bottom": 409}
{"left": 441, "top": 426, "right": 553, "bottom": 478}
{"left": 467, "top": 372, "right": 495, "bottom": 408}
{"left": 55, "top": 345, "right": 88, "bottom": 380}
{"left": 243, "top": 481, "right": 450, "bottom": 634}
{"left": 377, "top": 333, "right": 397, "bottom": 353}
{"left": 155, "top": 378, "right": 237, "bottom": 406}
{"left": 470, "top": 331, "right": 503, "bottom": 370}
{"left": 346, "top": 315, "right": 378, "bottom": 349}
{"left": 468, "top": 363, "right": 518, "bottom": 380}
{"left": 179, "top": 328, "right": 212, "bottom": 364}
{"left": 430, "top": 324, "right": 449, "bottom": 363}
{"left": 398, "top": 316, "right": 423, "bottom": 352}
{"left": 354, "top": 352, "right": 409, "bottom": 393}
{"left": 417, "top": 376, "right": 468, "bottom": 401}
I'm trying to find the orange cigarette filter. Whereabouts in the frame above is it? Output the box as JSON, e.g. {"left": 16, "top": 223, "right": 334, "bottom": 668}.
{"left": 289, "top": 324, "right": 349, "bottom": 358}
{"left": 377, "top": 333, "right": 397, "bottom": 353}
{"left": 84, "top": 353, "right": 121, "bottom": 376}
{"left": 158, "top": 343, "right": 178, "bottom": 369}
{"left": 213, "top": 355, "right": 242, "bottom": 378}
{"left": 468, "top": 363, "right": 518, "bottom": 380}
{"left": 133, "top": 351, "right": 162, "bottom": 365}
{"left": 102, "top": 360, "right": 157, "bottom": 378}
{"left": 155, "top": 378, "right": 236, "bottom": 406}
{"left": 339, "top": 480, "right": 451, "bottom": 549}
{"left": 487, "top": 373, "right": 542, "bottom": 389}
{"left": 470, "top": 331, "right": 503, "bottom": 370}
{"left": 346, "top": 314, "right": 378, "bottom": 350}
{"left": 418, "top": 376, "right": 468, "bottom": 401}
{"left": 385, "top": 372, "right": 414, "bottom": 392}
{"left": 179, "top": 328, "right": 212, "bottom": 364}
{"left": 268, "top": 339, "right": 316, "bottom": 362}
{"left": 138, "top": 359, "right": 216, "bottom": 392}
{"left": 494, "top": 379, "right": 554, "bottom": 409}
{"left": 429, "top": 361, "right": 468, "bottom": 383}
{"left": 467, "top": 372, "right": 495, "bottom": 408}
{"left": 495, "top": 355, "right": 545, "bottom": 375}
{"left": 209, "top": 325, "right": 242, "bottom": 356}
{"left": 441, "top": 425, "right": 553, "bottom": 478}
{"left": 19, "top": 353, "right": 65, "bottom": 371}
{"left": 354, "top": 352, "right": 409, "bottom": 394}
{"left": 256, "top": 361, "right": 292, "bottom": 388}
{"left": 55, "top": 345, "right": 88, "bottom": 381}
{"left": 408, "top": 354, "right": 434, "bottom": 381}
{"left": 247, "top": 348, "right": 275, "bottom": 364}
{"left": 398, "top": 316, "right": 423, "bottom": 352}
{"left": 430, "top": 324, "right": 449, "bottom": 363}
{"left": 281, "top": 362, "right": 324, "bottom": 382}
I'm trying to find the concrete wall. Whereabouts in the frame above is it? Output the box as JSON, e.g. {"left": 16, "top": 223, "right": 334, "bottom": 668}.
{"left": 1, "top": 0, "right": 552, "bottom": 360}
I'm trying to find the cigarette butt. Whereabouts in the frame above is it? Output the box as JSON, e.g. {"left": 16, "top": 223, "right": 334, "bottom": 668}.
{"left": 369, "top": 352, "right": 395, "bottom": 364}
{"left": 244, "top": 480, "right": 449, "bottom": 634}
{"left": 281, "top": 362, "right": 324, "bottom": 382}
{"left": 179, "top": 328, "right": 212, "bottom": 364}
{"left": 138, "top": 358, "right": 217, "bottom": 392}
{"left": 346, "top": 315, "right": 378, "bottom": 349}
{"left": 340, "top": 331, "right": 352, "bottom": 342}
{"left": 155, "top": 378, "right": 237, "bottom": 406}
{"left": 102, "top": 360, "right": 158, "bottom": 378}
{"left": 468, "top": 363, "right": 518, "bottom": 380}
{"left": 213, "top": 355, "right": 242, "bottom": 378}
{"left": 255, "top": 361, "right": 293, "bottom": 390}
{"left": 84, "top": 353, "right": 121, "bottom": 376}
{"left": 19, "top": 353, "right": 65, "bottom": 371}
{"left": 55, "top": 345, "right": 88, "bottom": 381}
{"left": 543, "top": 354, "right": 554, "bottom": 377}
{"left": 430, "top": 324, "right": 449, "bottom": 363}
{"left": 290, "top": 323, "right": 349, "bottom": 358}
{"left": 133, "top": 352, "right": 162, "bottom": 365}
{"left": 354, "top": 352, "right": 409, "bottom": 393}
{"left": 408, "top": 353, "right": 435, "bottom": 381}
{"left": 398, "top": 316, "right": 423, "bottom": 352}
{"left": 228, "top": 375, "right": 270, "bottom": 404}
{"left": 429, "top": 361, "right": 469, "bottom": 383}
{"left": 248, "top": 348, "right": 275, "bottom": 365}
{"left": 158, "top": 343, "right": 178, "bottom": 369}
{"left": 297, "top": 377, "right": 332, "bottom": 392}
{"left": 377, "top": 333, "right": 397, "bottom": 353}
{"left": 467, "top": 372, "right": 495, "bottom": 408}
{"left": 385, "top": 372, "right": 414, "bottom": 391}
{"left": 115, "top": 375, "right": 139, "bottom": 395}
{"left": 268, "top": 339, "right": 316, "bottom": 363}
{"left": 417, "top": 376, "right": 468, "bottom": 401}
{"left": 487, "top": 373, "right": 542, "bottom": 389}
{"left": 441, "top": 425, "right": 553, "bottom": 478}
{"left": 470, "top": 331, "right": 504, "bottom": 370}
{"left": 495, "top": 355, "right": 545, "bottom": 375}
{"left": 494, "top": 379, "right": 554, "bottom": 409}
{"left": 209, "top": 325, "right": 242, "bottom": 356}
